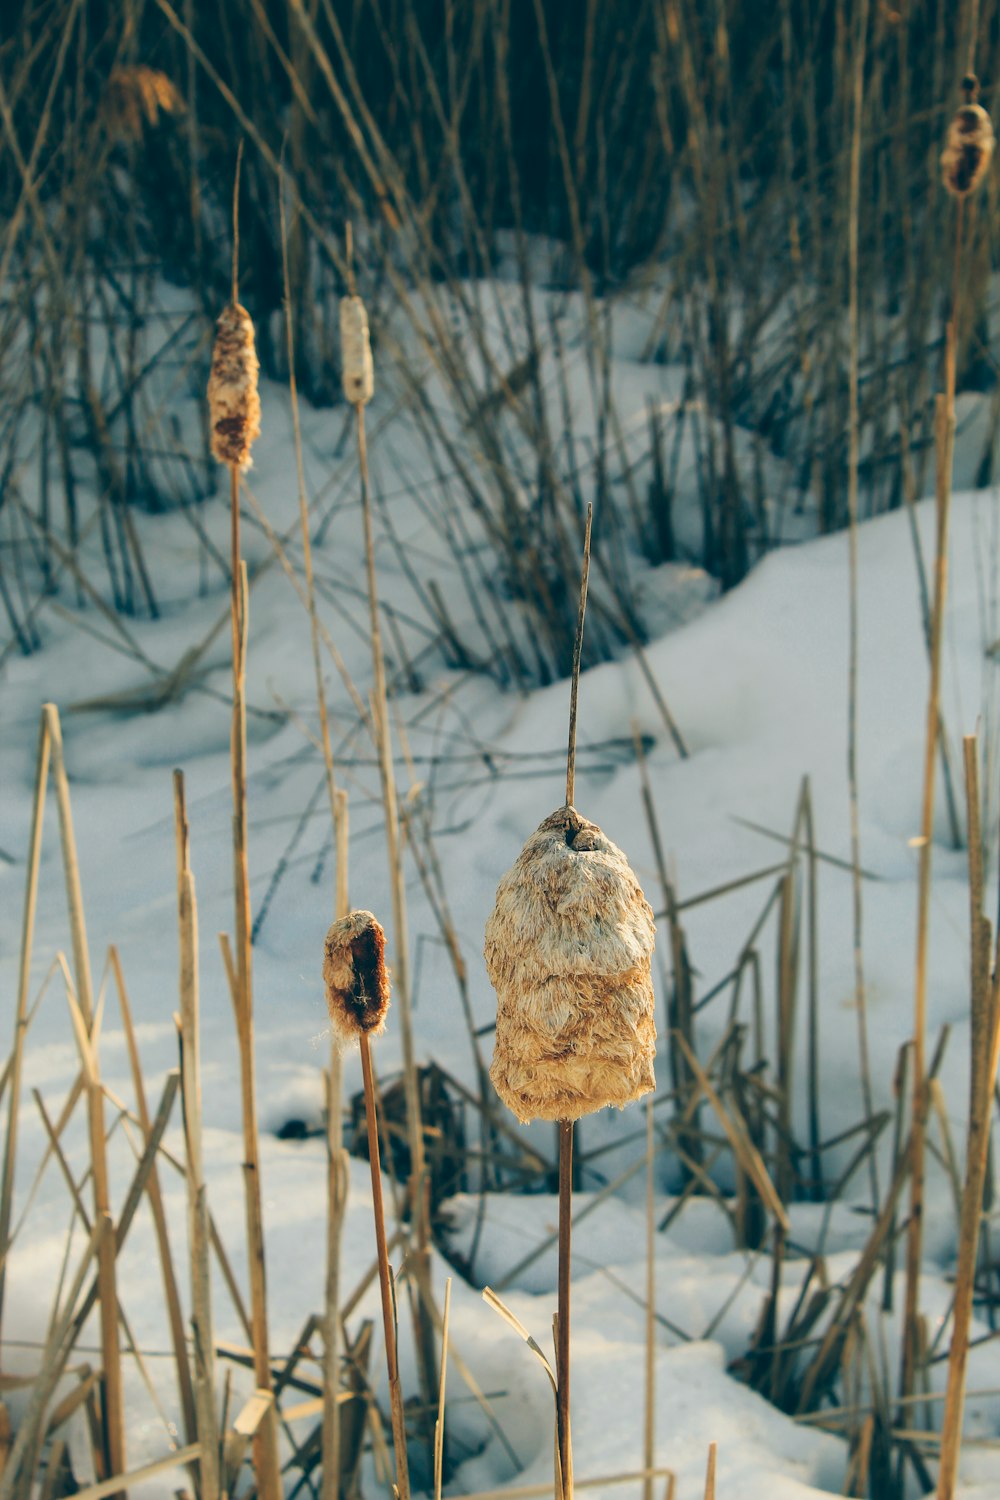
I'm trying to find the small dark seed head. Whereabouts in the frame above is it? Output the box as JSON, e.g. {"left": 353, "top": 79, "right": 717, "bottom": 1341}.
{"left": 323, "top": 910, "right": 391, "bottom": 1044}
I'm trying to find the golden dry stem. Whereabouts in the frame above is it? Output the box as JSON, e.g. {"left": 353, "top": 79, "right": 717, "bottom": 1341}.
{"left": 208, "top": 303, "right": 261, "bottom": 471}
{"left": 323, "top": 910, "right": 391, "bottom": 1044}
{"left": 340, "top": 296, "right": 375, "bottom": 406}
{"left": 485, "top": 806, "right": 656, "bottom": 1124}
{"left": 941, "top": 102, "right": 994, "bottom": 197}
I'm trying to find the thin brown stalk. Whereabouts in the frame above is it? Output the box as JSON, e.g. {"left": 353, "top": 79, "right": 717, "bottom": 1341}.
{"left": 46, "top": 703, "right": 125, "bottom": 1490}
{"left": 643, "top": 1100, "right": 656, "bottom": 1500}
{"left": 844, "top": 0, "right": 878, "bottom": 1217}
{"left": 434, "top": 1277, "right": 452, "bottom": 1500}
{"left": 352, "top": 350, "right": 438, "bottom": 1429}
{"left": 557, "top": 1119, "right": 574, "bottom": 1500}
{"left": 173, "top": 774, "right": 220, "bottom": 1500}
{"left": 0, "top": 710, "right": 50, "bottom": 1351}
{"left": 703, "top": 1443, "right": 717, "bottom": 1500}
{"left": 358, "top": 1033, "right": 410, "bottom": 1500}
{"left": 902, "top": 195, "right": 964, "bottom": 1431}
{"left": 936, "top": 736, "right": 1000, "bottom": 1498}
{"left": 565, "top": 503, "right": 593, "bottom": 809}
{"left": 280, "top": 162, "right": 348, "bottom": 1500}
{"left": 111, "top": 950, "right": 197, "bottom": 1460}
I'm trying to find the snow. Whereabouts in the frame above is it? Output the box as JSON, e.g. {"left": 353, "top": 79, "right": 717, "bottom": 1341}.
{"left": 4, "top": 277, "right": 1000, "bottom": 1497}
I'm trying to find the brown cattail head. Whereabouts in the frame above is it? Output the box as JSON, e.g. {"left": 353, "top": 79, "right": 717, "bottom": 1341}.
{"left": 323, "top": 910, "right": 391, "bottom": 1045}
{"left": 340, "top": 295, "right": 375, "bottom": 406}
{"left": 484, "top": 806, "right": 656, "bottom": 1124}
{"left": 207, "top": 303, "right": 261, "bottom": 471}
{"left": 941, "top": 100, "right": 995, "bottom": 197}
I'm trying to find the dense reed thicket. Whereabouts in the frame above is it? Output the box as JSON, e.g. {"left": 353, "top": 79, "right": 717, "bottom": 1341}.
{"left": 1, "top": 0, "right": 998, "bottom": 668}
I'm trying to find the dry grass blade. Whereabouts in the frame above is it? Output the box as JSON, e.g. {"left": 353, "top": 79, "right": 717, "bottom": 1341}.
{"left": 481, "top": 1288, "right": 558, "bottom": 1398}
{"left": 671, "top": 1031, "right": 789, "bottom": 1232}
{"left": 703, "top": 1442, "right": 717, "bottom": 1500}
{"left": 174, "top": 772, "right": 220, "bottom": 1500}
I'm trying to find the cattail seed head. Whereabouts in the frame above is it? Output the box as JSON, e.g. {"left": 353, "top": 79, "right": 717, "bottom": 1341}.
{"left": 323, "top": 910, "right": 391, "bottom": 1045}
{"left": 207, "top": 303, "right": 261, "bottom": 471}
{"left": 484, "top": 806, "right": 656, "bottom": 1124}
{"left": 340, "top": 295, "right": 374, "bottom": 406}
{"left": 941, "top": 101, "right": 994, "bottom": 197}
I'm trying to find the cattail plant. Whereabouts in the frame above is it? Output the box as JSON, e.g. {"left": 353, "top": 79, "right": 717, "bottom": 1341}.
{"left": 483, "top": 505, "right": 655, "bottom": 1500}
{"left": 485, "top": 807, "right": 657, "bottom": 1123}
{"left": 206, "top": 152, "right": 281, "bottom": 1500}
{"left": 207, "top": 302, "right": 261, "bottom": 472}
{"left": 323, "top": 910, "right": 410, "bottom": 1500}
{"left": 341, "top": 235, "right": 440, "bottom": 1447}
{"left": 901, "top": 67, "right": 993, "bottom": 1482}
{"left": 940, "top": 77, "right": 995, "bottom": 198}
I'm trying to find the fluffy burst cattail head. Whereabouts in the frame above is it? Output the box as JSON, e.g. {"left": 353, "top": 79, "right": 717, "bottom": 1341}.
{"left": 941, "top": 82, "right": 994, "bottom": 198}
{"left": 207, "top": 303, "right": 261, "bottom": 471}
{"left": 484, "top": 806, "right": 656, "bottom": 1124}
{"left": 323, "top": 910, "right": 391, "bottom": 1045}
{"left": 340, "top": 295, "right": 374, "bottom": 406}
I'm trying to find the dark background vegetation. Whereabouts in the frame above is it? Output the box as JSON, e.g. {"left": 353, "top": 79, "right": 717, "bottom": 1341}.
{"left": 1, "top": 0, "right": 998, "bottom": 670}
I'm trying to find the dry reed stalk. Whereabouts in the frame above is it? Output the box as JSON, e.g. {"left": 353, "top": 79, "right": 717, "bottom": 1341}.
{"left": 322, "top": 910, "right": 409, "bottom": 1497}
{"left": 433, "top": 1276, "right": 452, "bottom": 1500}
{"left": 901, "top": 78, "right": 977, "bottom": 1442}
{"left": 278, "top": 178, "right": 349, "bottom": 1498}
{"left": 0, "top": 711, "right": 50, "bottom": 1361}
{"left": 643, "top": 1099, "right": 656, "bottom": 1500}
{"left": 703, "top": 1443, "right": 717, "bottom": 1500}
{"left": 45, "top": 703, "right": 125, "bottom": 1490}
{"left": 342, "top": 260, "right": 439, "bottom": 1439}
{"left": 173, "top": 773, "right": 220, "bottom": 1500}
{"left": 322, "top": 792, "right": 350, "bottom": 1500}
{"left": 935, "top": 736, "right": 1000, "bottom": 1499}
{"left": 844, "top": 0, "right": 879, "bottom": 1220}
{"left": 208, "top": 158, "right": 282, "bottom": 1500}
{"left": 109, "top": 948, "right": 197, "bottom": 1458}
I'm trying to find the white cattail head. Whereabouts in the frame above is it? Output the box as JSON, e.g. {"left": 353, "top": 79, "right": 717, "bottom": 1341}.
{"left": 323, "top": 909, "right": 391, "bottom": 1046}
{"left": 484, "top": 806, "right": 656, "bottom": 1124}
{"left": 340, "top": 295, "right": 374, "bottom": 406}
{"left": 207, "top": 303, "right": 261, "bottom": 471}
{"left": 941, "top": 100, "right": 994, "bottom": 198}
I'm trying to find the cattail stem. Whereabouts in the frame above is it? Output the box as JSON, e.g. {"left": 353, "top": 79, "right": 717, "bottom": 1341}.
{"left": 565, "top": 504, "right": 593, "bottom": 809}
{"left": 901, "top": 195, "right": 964, "bottom": 1436}
{"left": 354, "top": 395, "right": 439, "bottom": 1434}
{"left": 556, "top": 1120, "right": 574, "bottom": 1500}
{"left": 359, "top": 1033, "right": 410, "bottom": 1500}
{"left": 553, "top": 503, "right": 593, "bottom": 1499}
{"left": 935, "top": 736, "right": 1000, "bottom": 1499}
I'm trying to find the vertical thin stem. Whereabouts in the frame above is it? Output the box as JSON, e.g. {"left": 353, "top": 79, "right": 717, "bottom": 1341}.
{"left": 174, "top": 773, "right": 220, "bottom": 1500}
{"left": 359, "top": 1033, "right": 410, "bottom": 1500}
{"left": 844, "top": 0, "right": 878, "bottom": 1216}
{"left": 643, "top": 1099, "right": 655, "bottom": 1500}
{"left": 902, "top": 189, "right": 965, "bottom": 1438}
{"left": 556, "top": 1118, "right": 574, "bottom": 1500}
{"left": 355, "top": 395, "right": 439, "bottom": 1434}
{"left": 936, "top": 736, "right": 998, "bottom": 1499}
{"left": 46, "top": 703, "right": 125, "bottom": 1491}
{"left": 565, "top": 503, "right": 593, "bottom": 809}
{"left": 0, "top": 711, "right": 50, "bottom": 1348}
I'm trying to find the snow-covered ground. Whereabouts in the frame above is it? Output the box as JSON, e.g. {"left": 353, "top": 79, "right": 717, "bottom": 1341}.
{"left": 4, "top": 279, "right": 1000, "bottom": 1498}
